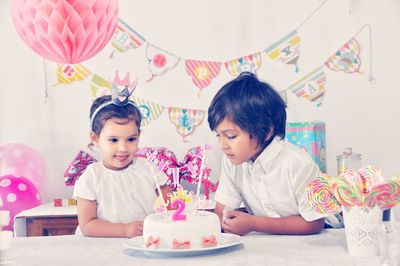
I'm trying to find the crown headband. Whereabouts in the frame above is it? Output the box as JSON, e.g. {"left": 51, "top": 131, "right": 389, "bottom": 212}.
{"left": 90, "top": 72, "right": 137, "bottom": 130}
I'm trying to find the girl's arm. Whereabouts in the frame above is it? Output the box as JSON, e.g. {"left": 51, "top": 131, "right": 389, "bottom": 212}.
{"left": 215, "top": 202, "right": 324, "bottom": 235}
{"left": 77, "top": 198, "right": 143, "bottom": 238}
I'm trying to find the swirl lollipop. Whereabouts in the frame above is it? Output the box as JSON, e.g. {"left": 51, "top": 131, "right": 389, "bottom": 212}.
{"left": 365, "top": 178, "right": 400, "bottom": 209}
{"left": 358, "top": 165, "right": 385, "bottom": 192}
{"left": 330, "top": 170, "right": 364, "bottom": 207}
{"left": 306, "top": 175, "right": 341, "bottom": 214}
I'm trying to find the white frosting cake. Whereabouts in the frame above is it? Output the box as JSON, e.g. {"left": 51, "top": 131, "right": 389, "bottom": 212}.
{"left": 143, "top": 211, "right": 221, "bottom": 249}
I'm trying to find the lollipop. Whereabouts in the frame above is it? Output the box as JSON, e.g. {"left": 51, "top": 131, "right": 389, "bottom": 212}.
{"left": 306, "top": 175, "right": 341, "bottom": 214}
{"left": 330, "top": 169, "right": 364, "bottom": 207}
{"left": 358, "top": 165, "right": 385, "bottom": 192}
{"left": 364, "top": 178, "right": 400, "bottom": 209}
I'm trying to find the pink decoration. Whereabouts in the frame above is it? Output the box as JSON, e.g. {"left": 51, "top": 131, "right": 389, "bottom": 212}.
{"left": 145, "top": 236, "right": 160, "bottom": 248}
{"left": 11, "top": 0, "right": 118, "bottom": 64}
{"left": 171, "top": 199, "right": 187, "bottom": 221}
{"left": 0, "top": 175, "right": 41, "bottom": 231}
{"left": 202, "top": 235, "right": 218, "bottom": 247}
{"left": 64, "top": 150, "right": 97, "bottom": 186}
{"left": 172, "top": 239, "right": 191, "bottom": 249}
{"left": 185, "top": 60, "right": 221, "bottom": 92}
{"left": 0, "top": 143, "right": 45, "bottom": 192}
{"left": 135, "top": 146, "right": 218, "bottom": 196}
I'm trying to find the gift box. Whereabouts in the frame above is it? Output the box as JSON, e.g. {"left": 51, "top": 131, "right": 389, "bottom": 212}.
{"left": 285, "top": 121, "right": 326, "bottom": 173}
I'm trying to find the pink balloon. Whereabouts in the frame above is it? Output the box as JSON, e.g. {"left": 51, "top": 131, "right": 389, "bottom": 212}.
{"left": 0, "top": 143, "right": 45, "bottom": 192}
{"left": 0, "top": 175, "right": 41, "bottom": 231}
{"left": 11, "top": 0, "right": 119, "bottom": 64}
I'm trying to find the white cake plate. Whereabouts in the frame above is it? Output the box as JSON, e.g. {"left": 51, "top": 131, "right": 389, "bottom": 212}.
{"left": 123, "top": 233, "right": 242, "bottom": 257}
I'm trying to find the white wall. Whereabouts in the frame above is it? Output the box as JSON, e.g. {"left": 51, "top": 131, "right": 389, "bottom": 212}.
{"left": 1, "top": 0, "right": 400, "bottom": 206}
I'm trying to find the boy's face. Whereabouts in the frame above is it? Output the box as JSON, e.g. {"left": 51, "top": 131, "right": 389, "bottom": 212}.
{"left": 91, "top": 118, "right": 140, "bottom": 170}
{"left": 214, "top": 118, "right": 262, "bottom": 165}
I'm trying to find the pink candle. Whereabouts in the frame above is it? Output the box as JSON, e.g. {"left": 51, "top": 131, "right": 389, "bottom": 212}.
{"left": 171, "top": 199, "right": 187, "bottom": 221}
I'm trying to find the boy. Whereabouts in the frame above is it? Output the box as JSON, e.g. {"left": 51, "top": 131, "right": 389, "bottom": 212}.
{"left": 208, "top": 72, "right": 326, "bottom": 235}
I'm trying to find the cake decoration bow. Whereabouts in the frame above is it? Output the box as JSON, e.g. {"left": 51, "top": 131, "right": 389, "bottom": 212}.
{"left": 145, "top": 236, "right": 160, "bottom": 248}
{"left": 202, "top": 235, "right": 218, "bottom": 247}
{"left": 172, "top": 239, "right": 191, "bottom": 249}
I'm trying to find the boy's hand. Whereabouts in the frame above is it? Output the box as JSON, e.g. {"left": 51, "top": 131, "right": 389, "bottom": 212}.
{"left": 222, "top": 210, "right": 254, "bottom": 236}
{"left": 125, "top": 221, "right": 143, "bottom": 237}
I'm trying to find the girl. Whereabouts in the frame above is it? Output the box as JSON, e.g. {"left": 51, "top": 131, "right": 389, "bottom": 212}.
{"left": 73, "top": 93, "right": 169, "bottom": 238}
{"left": 208, "top": 72, "right": 327, "bottom": 235}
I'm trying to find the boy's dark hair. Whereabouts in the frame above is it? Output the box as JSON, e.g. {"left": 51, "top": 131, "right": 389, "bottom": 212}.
{"left": 90, "top": 95, "right": 142, "bottom": 135}
{"left": 208, "top": 72, "right": 286, "bottom": 146}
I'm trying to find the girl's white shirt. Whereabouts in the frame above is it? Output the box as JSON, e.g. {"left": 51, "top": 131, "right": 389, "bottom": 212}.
{"left": 73, "top": 158, "right": 168, "bottom": 225}
{"left": 214, "top": 137, "right": 327, "bottom": 222}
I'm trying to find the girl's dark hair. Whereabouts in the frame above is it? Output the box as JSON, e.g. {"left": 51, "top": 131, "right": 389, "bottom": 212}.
{"left": 90, "top": 95, "right": 142, "bottom": 135}
{"left": 208, "top": 72, "right": 286, "bottom": 146}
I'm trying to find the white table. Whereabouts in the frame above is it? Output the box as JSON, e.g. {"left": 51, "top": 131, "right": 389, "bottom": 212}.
{"left": 14, "top": 201, "right": 77, "bottom": 237}
{"left": 9, "top": 229, "right": 380, "bottom": 266}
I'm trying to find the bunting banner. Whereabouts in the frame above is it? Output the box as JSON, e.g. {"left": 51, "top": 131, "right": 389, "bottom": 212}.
{"left": 324, "top": 38, "right": 362, "bottom": 74}
{"left": 146, "top": 44, "right": 181, "bottom": 82}
{"left": 168, "top": 108, "right": 205, "bottom": 141}
{"left": 264, "top": 30, "right": 301, "bottom": 73}
{"left": 90, "top": 74, "right": 112, "bottom": 99}
{"left": 109, "top": 19, "right": 146, "bottom": 58}
{"left": 131, "top": 96, "right": 165, "bottom": 126}
{"left": 53, "top": 64, "right": 92, "bottom": 87}
{"left": 224, "top": 52, "right": 262, "bottom": 77}
{"left": 288, "top": 67, "right": 326, "bottom": 107}
{"left": 185, "top": 60, "right": 221, "bottom": 95}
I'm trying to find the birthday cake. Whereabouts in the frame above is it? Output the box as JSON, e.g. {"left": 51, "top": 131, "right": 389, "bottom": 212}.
{"left": 143, "top": 185, "right": 221, "bottom": 249}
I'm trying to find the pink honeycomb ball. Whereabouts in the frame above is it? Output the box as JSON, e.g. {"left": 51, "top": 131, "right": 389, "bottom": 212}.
{"left": 0, "top": 175, "right": 41, "bottom": 231}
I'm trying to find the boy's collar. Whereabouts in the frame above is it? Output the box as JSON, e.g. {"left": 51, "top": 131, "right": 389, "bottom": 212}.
{"left": 248, "top": 137, "right": 283, "bottom": 171}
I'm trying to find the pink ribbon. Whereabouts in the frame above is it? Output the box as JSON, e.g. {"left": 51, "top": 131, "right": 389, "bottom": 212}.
{"left": 172, "top": 239, "right": 191, "bottom": 249}
{"left": 145, "top": 236, "right": 160, "bottom": 248}
{"left": 202, "top": 235, "right": 218, "bottom": 247}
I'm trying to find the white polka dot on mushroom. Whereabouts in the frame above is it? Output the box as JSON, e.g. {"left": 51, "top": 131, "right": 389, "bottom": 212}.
{"left": 18, "top": 183, "right": 27, "bottom": 191}
{"left": 0, "top": 179, "right": 11, "bottom": 187}
{"left": 0, "top": 196, "right": 3, "bottom": 207}
{"left": 7, "top": 193, "right": 16, "bottom": 203}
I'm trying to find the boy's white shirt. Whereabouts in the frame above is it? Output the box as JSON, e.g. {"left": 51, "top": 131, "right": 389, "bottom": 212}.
{"left": 73, "top": 158, "right": 168, "bottom": 225}
{"left": 214, "top": 137, "right": 327, "bottom": 222}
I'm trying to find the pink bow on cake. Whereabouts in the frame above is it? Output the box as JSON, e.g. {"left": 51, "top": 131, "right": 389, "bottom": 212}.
{"left": 202, "top": 235, "right": 218, "bottom": 247}
{"left": 172, "top": 239, "right": 191, "bottom": 249}
{"left": 145, "top": 236, "right": 160, "bottom": 248}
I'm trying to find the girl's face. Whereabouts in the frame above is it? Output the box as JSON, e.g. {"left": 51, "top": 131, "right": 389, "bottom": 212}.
{"left": 91, "top": 118, "right": 140, "bottom": 170}
{"left": 214, "top": 118, "right": 263, "bottom": 165}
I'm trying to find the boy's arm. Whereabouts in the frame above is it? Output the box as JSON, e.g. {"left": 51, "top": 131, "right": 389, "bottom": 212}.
{"left": 77, "top": 197, "right": 143, "bottom": 238}
{"left": 222, "top": 209, "right": 324, "bottom": 235}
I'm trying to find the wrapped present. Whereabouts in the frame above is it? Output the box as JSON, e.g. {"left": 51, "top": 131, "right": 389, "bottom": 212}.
{"left": 285, "top": 121, "right": 326, "bottom": 173}
{"left": 64, "top": 150, "right": 97, "bottom": 186}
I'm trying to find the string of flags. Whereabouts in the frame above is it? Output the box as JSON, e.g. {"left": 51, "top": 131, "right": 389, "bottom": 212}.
{"left": 48, "top": 0, "right": 373, "bottom": 139}
{"left": 52, "top": 21, "right": 369, "bottom": 108}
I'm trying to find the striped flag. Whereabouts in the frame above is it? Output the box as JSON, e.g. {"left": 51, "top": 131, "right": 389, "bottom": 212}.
{"left": 53, "top": 64, "right": 91, "bottom": 87}
{"left": 185, "top": 59, "right": 221, "bottom": 94}
{"left": 131, "top": 96, "right": 165, "bottom": 127}
{"left": 288, "top": 67, "right": 326, "bottom": 106}
{"left": 110, "top": 19, "right": 146, "bottom": 57}
{"left": 265, "top": 30, "right": 301, "bottom": 73}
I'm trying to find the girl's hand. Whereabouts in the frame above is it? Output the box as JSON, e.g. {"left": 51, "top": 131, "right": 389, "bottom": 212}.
{"left": 222, "top": 210, "right": 254, "bottom": 236}
{"left": 125, "top": 221, "right": 143, "bottom": 237}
